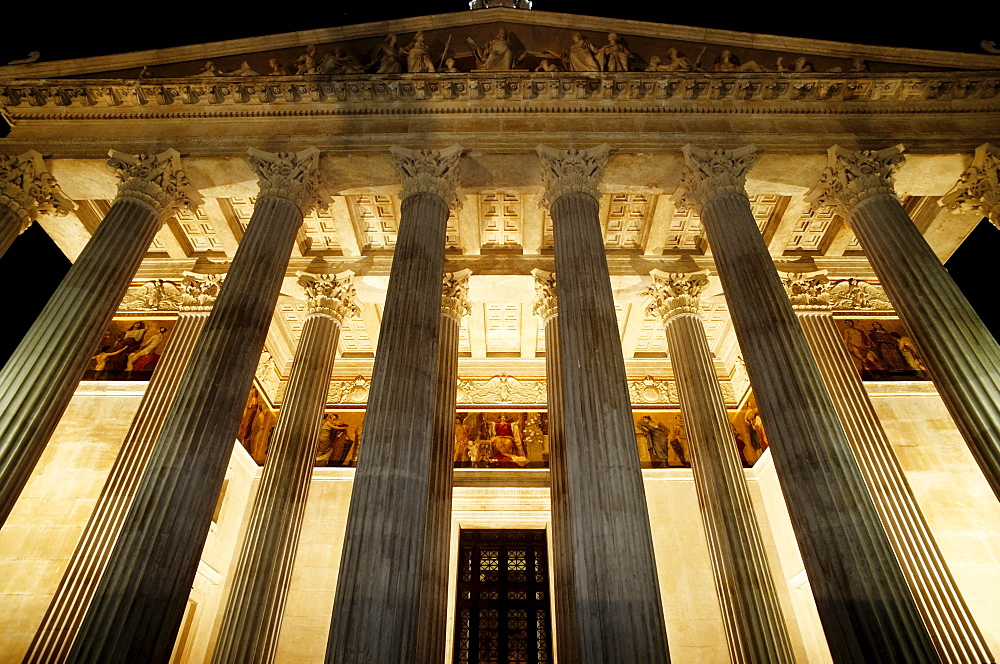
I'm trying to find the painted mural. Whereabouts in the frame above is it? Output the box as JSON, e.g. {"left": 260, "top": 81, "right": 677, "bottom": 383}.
{"left": 454, "top": 412, "right": 549, "bottom": 468}
{"left": 729, "top": 397, "right": 769, "bottom": 467}
{"left": 237, "top": 386, "right": 278, "bottom": 465}
{"left": 83, "top": 318, "right": 176, "bottom": 381}
{"left": 633, "top": 412, "right": 691, "bottom": 468}
{"left": 315, "top": 411, "right": 366, "bottom": 467}
{"left": 835, "top": 317, "right": 930, "bottom": 381}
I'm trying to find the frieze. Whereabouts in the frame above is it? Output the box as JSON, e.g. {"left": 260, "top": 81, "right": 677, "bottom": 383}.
{"left": 3, "top": 72, "right": 999, "bottom": 115}
{"left": 118, "top": 279, "right": 185, "bottom": 311}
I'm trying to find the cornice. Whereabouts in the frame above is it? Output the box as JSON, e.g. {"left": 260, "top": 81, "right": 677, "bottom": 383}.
{"left": 2, "top": 71, "right": 998, "bottom": 118}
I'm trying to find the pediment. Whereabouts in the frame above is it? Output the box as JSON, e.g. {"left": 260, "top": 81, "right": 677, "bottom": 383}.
{"left": 1, "top": 8, "right": 997, "bottom": 81}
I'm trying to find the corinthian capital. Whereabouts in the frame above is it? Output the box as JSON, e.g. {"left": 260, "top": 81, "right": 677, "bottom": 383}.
{"left": 441, "top": 269, "right": 473, "bottom": 321}
{"left": 0, "top": 150, "right": 75, "bottom": 230}
{"left": 297, "top": 271, "right": 361, "bottom": 322}
{"left": 390, "top": 144, "right": 465, "bottom": 209}
{"left": 180, "top": 272, "right": 225, "bottom": 311}
{"left": 531, "top": 268, "right": 558, "bottom": 322}
{"left": 536, "top": 144, "right": 610, "bottom": 209}
{"left": 248, "top": 147, "right": 323, "bottom": 216}
{"left": 676, "top": 145, "right": 759, "bottom": 214}
{"left": 779, "top": 270, "right": 832, "bottom": 310}
{"left": 644, "top": 269, "right": 709, "bottom": 322}
{"left": 940, "top": 143, "right": 1000, "bottom": 230}
{"left": 807, "top": 144, "right": 905, "bottom": 216}
{"left": 107, "top": 148, "right": 202, "bottom": 217}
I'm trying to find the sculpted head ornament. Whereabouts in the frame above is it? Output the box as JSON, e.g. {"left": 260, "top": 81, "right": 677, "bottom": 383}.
{"left": 107, "top": 148, "right": 202, "bottom": 217}
{"left": 0, "top": 150, "right": 75, "bottom": 229}
{"left": 807, "top": 144, "right": 905, "bottom": 217}
{"left": 676, "top": 145, "right": 759, "bottom": 213}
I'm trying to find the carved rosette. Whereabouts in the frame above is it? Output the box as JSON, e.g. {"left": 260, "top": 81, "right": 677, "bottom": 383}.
{"left": 297, "top": 270, "right": 361, "bottom": 322}
{"left": 247, "top": 147, "right": 323, "bottom": 216}
{"left": 941, "top": 143, "right": 1000, "bottom": 230}
{"left": 531, "top": 268, "right": 558, "bottom": 322}
{"left": 107, "top": 148, "right": 202, "bottom": 217}
{"left": 535, "top": 144, "right": 610, "bottom": 209}
{"left": 779, "top": 270, "right": 832, "bottom": 311}
{"left": 441, "top": 269, "right": 472, "bottom": 321}
{"left": 179, "top": 272, "right": 225, "bottom": 311}
{"left": 0, "top": 150, "right": 75, "bottom": 230}
{"left": 389, "top": 144, "right": 465, "bottom": 209}
{"left": 676, "top": 144, "right": 760, "bottom": 213}
{"left": 808, "top": 144, "right": 906, "bottom": 216}
{"left": 643, "top": 269, "right": 709, "bottom": 323}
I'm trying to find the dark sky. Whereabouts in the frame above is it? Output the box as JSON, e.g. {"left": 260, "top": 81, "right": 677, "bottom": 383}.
{"left": 0, "top": 2, "right": 997, "bottom": 362}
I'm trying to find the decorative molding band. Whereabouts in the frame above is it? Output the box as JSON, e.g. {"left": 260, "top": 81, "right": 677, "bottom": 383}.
{"left": 677, "top": 144, "right": 759, "bottom": 212}
{"left": 107, "top": 148, "right": 201, "bottom": 216}
{"left": 531, "top": 268, "right": 557, "bottom": 322}
{"left": 0, "top": 149, "right": 74, "bottom": 229}
{"left": 536, "top": 143, "right": 610, "bottom": 208}
{"left": 389, "top": 144, "right": 464, "bottom": 208}
{"left": 644, "top": 269, "right": 709, "bottom": 322}
{"left": 808, "top": 144, "right": 905, "bottom": 216}
{"left": 297, "top": 270, "right": 361, "bottom": 322}
{"left": 941, "top": 142, "right": 1000, "bottom": 230}
{"left": 441, "top": 269, "right": 473, "bottom": 321}
{"left": 3, "top": 73, "right": 999, "bottom": 111}
{"left": 247, "top": 147, "right": 323, "bottom": 216}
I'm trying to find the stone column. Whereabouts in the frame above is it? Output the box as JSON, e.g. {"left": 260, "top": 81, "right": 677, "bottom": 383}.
{"left": 211, "top": 271, "right": 359, "bottom": 664}
{"left": 66, "top": 148, "right": 321, "bottom": 664}
{"left": 645, "top": 269, "right": 795, "bottom": 664}
{"left": 0, "top": 149, "right": 74, "bottom": 256}
{"left": 811, "top": 145, "right": 1000, "bottom": 499}
{"left": 416, "top": 269, "right": 471, "bottom": 664}
{"left": 326, "top": 145, "right": 463, "bottom": 664}
{"left": 536, "top": 145, "right": 669, "bottom": 664}
{"left": 679, "top": 144, "right": 938, "bottom": 663}
{"left": 23, "top": 274, "right": 222, "bottom": 664}
{"left": 782, "top": 271, "right": 994, "bottom": 664}
{"left": 0, "top": 149, "right": 199, "bottom": 525}
{"left": 530, "top": 268, "right": 578, "bottom": 663}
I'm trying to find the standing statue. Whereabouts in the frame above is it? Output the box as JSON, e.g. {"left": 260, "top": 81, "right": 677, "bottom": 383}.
{"left": 404, "top": 31, "right": 436, "bottom": 73}
{"left": 567, "top": 31, "right": 600, "bottom": 71}
{"left": 466, "top": 28, "right": 517, "bottom": 70}
{"left": 370, "top": 34, "right": 403, "bottom": 74}
{"left": 597, "top": 32, "right": 633, "bottom": 72}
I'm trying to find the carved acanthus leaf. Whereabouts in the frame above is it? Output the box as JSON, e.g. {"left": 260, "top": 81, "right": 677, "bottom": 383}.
{"left": 531, "top": 268, "right": 558, "bottom": 322}
{"left": 390, "top": 144, "right": 465, "bottom": 209}
{"left": 644, "top": 269, "right": 709, "bottom": 321}
{"left": 248, "top": 147, "right": 323, "bottom": 216}
{"left": 180, "top": 272, "right": 225, "bottom": 311}
{"left": 827, "top": 278, "right": 893, "bottom": 311}
{"left": 676, "top": 144, "right": 759, "bottom": 213}
{"left": 0, "top": 150, "right": 75, "bottom": 230}
{"left": 441, "top": 269, "right": 473, "bottom": 321}
{"left": 807, "top": 144, "right": 905, "bottom": 216}
{"left": 779, "top": 270, "right": 831, "bottom": 310}
{"left": 107, "top": 148, "right": 202, "bottom": 216}
{"left": 940, "top": 143, "right": 1000, "bottom": 230}
{"left": 297, "top": 270, "right": 361, "bottom": 322}
{"left": 536, "top": 144, "right": 610, "bottom": 209}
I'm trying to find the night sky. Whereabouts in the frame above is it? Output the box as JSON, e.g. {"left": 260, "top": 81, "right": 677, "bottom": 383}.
{"left": 0, "top": 2, "right": 997, "bottom": 363}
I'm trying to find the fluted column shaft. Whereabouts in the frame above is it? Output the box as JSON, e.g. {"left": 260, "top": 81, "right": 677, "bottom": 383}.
{"left": 532, "top": 271, "right": 578, "bottom": 664}
{"left": 212, "top": 308, "right": 343, "bottom": 664}
{"left": 550, "top": 191, "right": 669, "bottom": 663}
{"left": 696, "top": 188, "right": 937, "bottom": 662}
{"left": 0, "top": 150, "right": 194, "bottom": 525}
{"left": 326, "top": 193, "right": 449, "bottom": 663}
{"left": 848, "top": 194, "right": 1000, "bottom": 497}
{"left": 797, "top": 310, "right": 993, "bottom": 664}
{"left": 67, "top": 188, "right": 308, "bottom": 663}
{"left": 23, "top": 306, "right": 210, "bottom": 664}
{"left": 416, "top": 270, "right": 469, "bottom": 664}
{"left": 652, "top": 284, "right": 793, "bottom": 663}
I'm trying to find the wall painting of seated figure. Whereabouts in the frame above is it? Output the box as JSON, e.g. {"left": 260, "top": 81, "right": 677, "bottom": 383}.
{"left": 83, "top": 317, "right": 176, "bottom": 381}
{"left": 454, "top": 411, "right": 549, "bottom": 469}
{"left": 835, "top": 316, "right": 929, "bottom": 381}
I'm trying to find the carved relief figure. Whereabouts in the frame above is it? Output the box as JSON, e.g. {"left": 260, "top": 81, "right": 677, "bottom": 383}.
{"left": 597, "top": 32, "right": 633, "bottom": 72}
{"left": 370, "top": 34, "right": 403, "bottom": 74}
{"left": 404, "top": 31, "right": 436, "bottom": 73}
{"left": 268, "top": 58, "right": 289, "bottom": 75}
{"left": 466, "top": 29, "right": 517, "bottom": 70}
{"left": 567, "top": 32, "right": 600, "bottom": 72}
{"left": 321, "top": 47, "right": 364, "bottom": 75}
{"left": 294, "top": 45, "right": 320, "bottom": 75}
